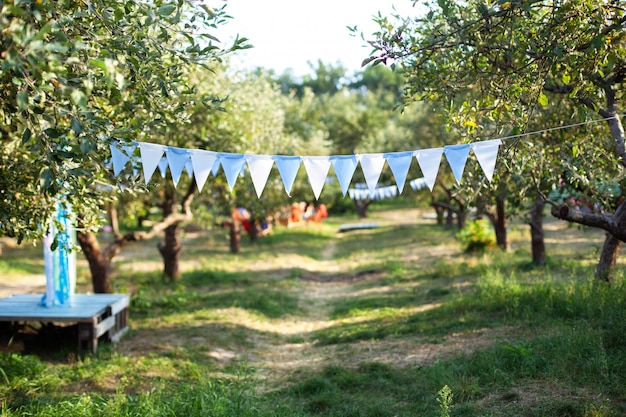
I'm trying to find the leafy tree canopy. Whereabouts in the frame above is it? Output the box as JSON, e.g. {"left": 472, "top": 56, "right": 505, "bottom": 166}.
{"left": 0, "top": 0, "right": 247, "bottom": 242}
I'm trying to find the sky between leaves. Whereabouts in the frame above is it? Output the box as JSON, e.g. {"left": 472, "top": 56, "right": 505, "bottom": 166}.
{"left": 214, "top": 0, "right": 424, "bottom": 77}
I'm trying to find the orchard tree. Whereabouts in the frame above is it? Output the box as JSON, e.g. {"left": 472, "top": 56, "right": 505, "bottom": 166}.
{"left": 1, "top": 0, "right": 247, "bottom": 292}
{"left": 370, "top": 0, "right": 626, "bottom": 279}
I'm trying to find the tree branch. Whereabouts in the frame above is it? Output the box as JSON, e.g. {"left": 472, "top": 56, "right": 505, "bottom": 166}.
{"left": 550, "top": 202, "right": 626, "bottom": 242}
{"left": 104, "top": 181, "right": 197, "bottom": 260}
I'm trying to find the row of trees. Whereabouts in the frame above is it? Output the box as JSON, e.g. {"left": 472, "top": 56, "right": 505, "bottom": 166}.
{"left": 2, "top": 0, "right": 624, "bottom": 292}
{"left": 369, "top": 0, "right": 625, "bottom": 279}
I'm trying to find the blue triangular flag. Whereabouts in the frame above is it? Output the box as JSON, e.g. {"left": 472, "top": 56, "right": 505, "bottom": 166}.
{"left": 218, "top": 153, "right": 246, "bottom": 191}
{"left": 330, "top": 155, "right": 358, "bottom": 196}
{"left": 274, "top": 155, "right": 301, "bottom": 196}
{"left": 384, "top": 151, "right": 413, "bottom": 194}
{"left": 109, "top": 143, "right": 136, "bottom": 177}
{"left": 158, "top": 156, "right": 168, "bottom": 178}
{"left": 165, "top": 146, "right": 191, "bottom": 187}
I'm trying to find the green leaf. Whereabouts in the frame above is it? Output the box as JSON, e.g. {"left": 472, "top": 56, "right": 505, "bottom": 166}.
{"left": 71, "top": 118, "right": 83, "bottom": 134}
{"left": 44, "top": 128, "right": 64, "bottom": 138}
{"left": 157, "top": 4, "right": 176, "bottom": 17}
{"left": 21, "top": 128, "right": 32, "bottom": 144}
{"left": 89, "top": 60, "right": 107, "bottom": 71}
{"left": 17, "top": 90, "right": 28, "bottom": 111}
{"left": 537, "top": 93, "right": 548, "bottom": 107}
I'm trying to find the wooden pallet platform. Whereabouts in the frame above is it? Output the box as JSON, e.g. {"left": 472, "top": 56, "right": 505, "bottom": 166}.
{"left": 0, "top": 293, "right": 129, "bottom": 354}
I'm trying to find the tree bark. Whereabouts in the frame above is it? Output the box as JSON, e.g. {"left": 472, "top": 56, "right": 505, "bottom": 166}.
{"left": 354, "top": 199, "right": 372, "bottom": 218}
{"left": 596, "top": 233, "right": 622, "bottom": 282}
{"left": 157, "top": 184, "right": 182, "bottom": 281}
{"left": 550, "top": 199, "right": 626, "bottom": 242}
{"left": 529, "top": 197, "right": 546, "bottom": 265}
{"left": 107, "top": 203, "right": 119, "bottom": 235}
{"left": 485, "top": 194, "right": 507, "bottom": 250}
{"left": 230, "top": 213, "right": 240, "bottom": 254}
{"left": 76, "top": 230, "right": 112, "bottom": 294}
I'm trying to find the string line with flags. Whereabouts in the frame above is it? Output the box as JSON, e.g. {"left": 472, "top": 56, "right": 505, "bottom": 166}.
{"left": 108, "top": 115, "right": 623, "bottom": 200}
{"left": 109, "top": 139, "right": 502, "bottom": 199}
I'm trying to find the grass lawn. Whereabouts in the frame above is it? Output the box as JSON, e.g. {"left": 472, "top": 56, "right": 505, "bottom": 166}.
{"left": 1, "top": 205, "right": 625, "bottom": 417}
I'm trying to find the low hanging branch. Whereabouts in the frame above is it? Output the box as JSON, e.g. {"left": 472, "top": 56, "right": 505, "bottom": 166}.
{"left": 77, "top": 181, "right": 197, "bottom": 293}
{"left": 548, "top": 199, "right": 626, "bottom": 242}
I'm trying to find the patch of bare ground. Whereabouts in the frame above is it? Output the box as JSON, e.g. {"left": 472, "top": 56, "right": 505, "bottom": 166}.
{"left": 476, "top": 384, "right": 607, "bottom": 414}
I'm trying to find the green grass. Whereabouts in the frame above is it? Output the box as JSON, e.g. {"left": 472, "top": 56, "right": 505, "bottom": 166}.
{"left": 1, "top": 207, "right": 625, "bottom": 416}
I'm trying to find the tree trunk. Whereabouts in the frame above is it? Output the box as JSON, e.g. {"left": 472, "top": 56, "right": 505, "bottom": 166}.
{"left": 107, "top": 203, "right": 119, "bottom": 235}
{"left": 76, "top": 230, "right": 112, "bottom": 294}
{"left": 158, "top": 223, "right": 181, "bottom": 280}
{"left": 494, "top": 194, "right": 507, "bottom": 250}
{"left": 354, "top": 200, "right": 371, "bottom": 218}
{"left": 445, "top": 208, "right": 455, "bottom": 227}
{"left": 433, "top": 204, "right": 445, "bottom": 225}
{"left": 457, "top": 209, "right": 467, "bottom": 230}
{"left": 248, "top": 218, "right": 259, "bottom": 242}
{"left": 157, "top": 185, "right": 182, "bottom": 281}
{"left": 230, "top": 213, "right": 240, "bottom": 254}
{"left": 529, "top": 197, "right": 546, "bottom": 265}
{"left": 596, "top": 233, "right": 622, "bottom": 282}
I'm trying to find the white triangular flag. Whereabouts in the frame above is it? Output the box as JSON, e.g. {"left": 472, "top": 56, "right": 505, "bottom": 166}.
{"left": 191, "top": 149, "right": 218, "bottom": 192}
{"left": 165, "top": 147, "right": 191, "bottom": 187}
{"left": 109, "top": 143, "right": 136, "bottom": 177}
{"left": 274, "top": 156, "right": 301, "bottom": 196}
{"left": 246, "top": 155, "right": 275, "bottom": 198}
{"left": 138, "top": 142, "right": 165, "bottom": 184}
{"left": 330, "top": 155, "right": 358, "bottom": 196}
{"left": 303, "top": 156, "right": 331, "bottom": 200}
{"left": 384, "top": 151, "right": 413, "bottom": 194}
{"left": 415, "top": 148, "right": 443, "bottom": 191}
{"left": 359, "top": 153, "right": 386, "bottom": 197}
{"left": 471, "top": 139, "right": 501, "bottom": 182}
{"left": 444, "top": 144, "right": 471, "bottom": 185}
{"left": 219, "top": 153, "right": 246, "bottom": 191}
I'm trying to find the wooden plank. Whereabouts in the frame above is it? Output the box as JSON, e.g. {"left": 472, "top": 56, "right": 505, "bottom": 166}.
{"left": 0, "top": 294, "right": 129, "bottom": 322}
{"left": 95, "top": 316, "right": 115, "bottom": 338}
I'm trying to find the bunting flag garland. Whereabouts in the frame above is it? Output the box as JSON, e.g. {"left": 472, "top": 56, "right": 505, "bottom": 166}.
{"left": 112, "top": 138, "right": 503, "bottom": 199}
{"left": 409, "top": 177, "right": 428, "bottom": 192}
